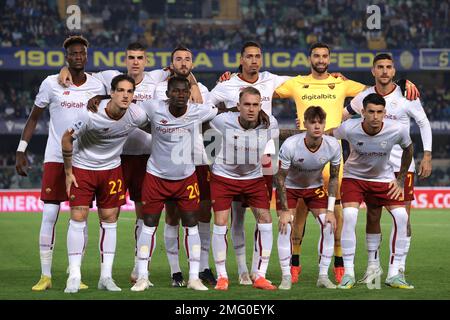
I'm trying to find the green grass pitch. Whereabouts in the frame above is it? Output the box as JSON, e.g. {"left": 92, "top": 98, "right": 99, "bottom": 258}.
{"left": 0, "top": 209, "right": 449, "bottom": 300}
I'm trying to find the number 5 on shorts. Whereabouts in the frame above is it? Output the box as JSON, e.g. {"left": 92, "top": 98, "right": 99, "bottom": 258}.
{"left": 315, "top": 187, "right": 325, "bottom": 198}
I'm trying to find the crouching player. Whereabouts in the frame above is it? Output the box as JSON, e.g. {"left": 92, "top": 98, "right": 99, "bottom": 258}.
{"left": 330, "top": 93, "right": 414, "bottom": 289}
{"left": 275, "top": 106, "right": 340, "bottom": 290}
{"left": 62, "top": 74, "right": 148, "bottom": 293}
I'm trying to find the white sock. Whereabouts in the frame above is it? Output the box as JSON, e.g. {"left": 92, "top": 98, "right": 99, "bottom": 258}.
{"left": 136, "top": 225, "right": 157, "bottom": 279}
{"left": 388, "top": 208, "right": 408, "bottom": 278}
{"left": 183, "top": 226, "right": 201, "bottom": 280}
{"left": 230, "top": 202, "right": 248, "bottom": 275}
{"left": 399, "top": 236, "right": 411, "bottom": 272}
{"left": 255, "top": 223, "right": 273, "bottom": 279}
{"left": 277, "top": 223, "right": 292, "bottom": 277}
{"left": 317, "top": 214, "right": 334, "bottom": 276}
{"left": 164, "top": 224, "right": 181, "bottom": 275}
{"left": 133, "top": 219, "right": 144, "bottom": 273}
{"left": 341, "top": 207, "right": 358, "bottom": 278}
{"left": 67, "top": 219, "right": 86, "bottom": 279}
{"left": 39, "top": 203, "right": 60, "bottom": 277}
{"left": 82, "top": 222, "right": 88, "bottom": 258}
{"left": 99, "top": 222, "right": 117, "bottom": 279}
{"left": 212, "top": 224, "right": 228, "bottom": 279}
{"left": 198, "top": 221, "right": 211, "bottom": 271}
{"left": 366, "top": 233, "right": 382, "bottom": 267}
{"left": 251, "top": 224, "right": 260, "bottom": 275}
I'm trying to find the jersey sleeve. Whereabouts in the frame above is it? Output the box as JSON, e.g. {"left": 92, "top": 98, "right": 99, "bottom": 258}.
{"left": 397, "top": 124, "right": 413, "bottom": 149}
{"left": 91, "top": 70, "right": 119, "bottom": 92}
{"left": 268, "top": 115, "right": 279, "bottom": 140}
{"left": 146, "top": 69, "right": 170, "bottom": 83}
{"left": 208, "top": 83, "right": 228, "bottom": 105}
{"left": 333, "top": 121, "right": 348, "bottom": 141}
{"left": 139, "top": 100, "right": 158, "bottom": 120}
{"left": 330, "top": 140, "right": 342, "bottom": 166}
{"left": 197, "top": 103, "right": 219, "bottom": 123}
{"left": 34, "top": 77, "right": 52, "bottom": 108}
{"left": 70, "top": 113, "right": 91, "bottom": 140}
{"left": 278, "top": 139, "right": 293, "bottom": 170}
{"left": 344, "top": 80, "right": 367, "bottom": 97}
{"left": 198, "top": 83, "right": 210, "bottom": 103}
{"left": 209, "top": 113, "right": 226, "bottom": 134}
{"left": 273, "top": 74, "right": 292, "bottom": 89}
{"left": 129, "top": 104, "right": 149, "bottom": 127}
{"left": 348, "top": 91, "right": 365, "bottom": 115}
{"left": 274, "top": 78, "right": 294, "bottom": 98}
{"left": 405, "top": 99, "right": 432, "bottom": 151}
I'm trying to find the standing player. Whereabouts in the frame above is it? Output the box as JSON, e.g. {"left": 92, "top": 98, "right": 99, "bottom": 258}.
{"left": 62, "top": 74, "right": 148, "bottom": 293}
{"left": 343, "top": 54, "right": 432, "bottom": 283}
{"left": 209, "top": 41, "right": 291, "bottom": 285}
{"left": 209, "top": 87, "right": 279, "bottom": 291}
{"left": 58, "top": 43, "right": 203, "bottom": 284}
{"left": 131, "top": 77, "right": 220, "bottom": 292}
{"left": 15, "top": 36, "right": 105, "bottom": 291}
{"left": 275, "top": 106, "right": 340, "bottom": 290}
{"left": 153, "top": 45, "right": 217, "bottom": 287}
{"left": 274, "top": 42, "right": 420, "bottom": 283}
{"left": 329, "top": 93, "right": 414, "bottom": 289}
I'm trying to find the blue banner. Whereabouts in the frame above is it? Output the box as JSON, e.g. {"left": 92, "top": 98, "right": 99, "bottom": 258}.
{"left": 0, "top": 48, "right": 447, "bottom": 72}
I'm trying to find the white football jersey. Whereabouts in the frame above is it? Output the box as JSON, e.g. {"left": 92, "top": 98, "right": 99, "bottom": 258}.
{"left": 34, "top": 74, "right": 105, "bottom": 163}
{"left": 334, "top": 118, "right": 412, "bottom": 182}
{"left": 279, "top": 133, "right": 341, "bottom": 189}
{"left": 209, "top": 72, "right": 290, "bottom": 155}
{"left": 154, "top": 81, "right": 211, "bottom": 165}
{"left": 92, "top": 69, "right": 168, "bottom": 155}
{"left": 349, "top": 85, "right": 430, "bottom": 172}
{"left": 210, "top": 112, "right": 279, "bottom": 180}
{"left": 140, "top": 100, "right": 218, "bottom": 180}
{"left": 71, "top": 100, "right": 148, "bottom": 170}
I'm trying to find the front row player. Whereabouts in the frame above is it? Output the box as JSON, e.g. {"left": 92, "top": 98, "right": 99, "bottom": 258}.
{"left": 329, "top": 93, "right": 414, "bottom": 289}
{"left": 131, "top": 77, "right": 222, "bottom": 292}
{"left": 209, "top": 87, "right": 279, "bottom": 291}
{"left": 275, "top": 106, "right": 340, "bottom": 290}
{"left": 62, "top": 74, "right": 148, "bottom": 293}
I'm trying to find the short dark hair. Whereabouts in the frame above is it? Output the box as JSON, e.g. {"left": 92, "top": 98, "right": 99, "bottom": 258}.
{"left": 239, "top": 41, "right": 262, "bottom": 72}
{"left": 111, "top": 74, "right": 136, "bottom": 92}
{"left": 63, "top": 35, "right": 89, "bottom": 50}
{"left": 127, "top": 42, "right": 146, "bottom": 51}
{"left": 171, "top": 45, "right": 193, "bottom": 62}
{"left": 304, "top": 106, "right": 327, "bottom": 123}
{"left": 239, "top": 87, "right": 261, "bottom": 101}
{"left": 168, "top": 76, "right": 191, "bottom": 90}
{"left": 363, "top": 93, "right": 386, "bottom": 109}
{"left": 309, "top": 42, "right": 330, "bottom": 56}
{"left": 373, "top": 53, "right": 393, "bottom": 66}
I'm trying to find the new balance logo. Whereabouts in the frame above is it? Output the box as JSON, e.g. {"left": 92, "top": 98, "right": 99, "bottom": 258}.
{"left": 160, "top": 119, "right": 168, "bottom": 124}
{"left": 357, "top": 142, "right": 364, "bottom": 146}
{"left": 63, "top": 91, "right": 70, "bottom": 95}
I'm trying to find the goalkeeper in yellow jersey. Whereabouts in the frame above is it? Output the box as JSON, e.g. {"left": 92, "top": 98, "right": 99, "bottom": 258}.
{"left": 274, "top": 42, "right": 420, "bottom": 284}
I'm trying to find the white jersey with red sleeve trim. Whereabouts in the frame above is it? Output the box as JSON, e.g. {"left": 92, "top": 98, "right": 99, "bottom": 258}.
{"left": 348, "top": 85, "right": 431, "bottom": 172}
{"left": 92, "top": 69, "right": 169, "bottom": 155}
{"left": 34, "top": 73, "right": 106, "bottom": 163}
{"left": 279, "top": 133, "right": 341, "bottom": 189}
{"left": 210, "top": 112, "right": 279, "bottom": 180}
{"left": 334, "top": 118, "right": 412, "bottom": 182}
{"left": 71, "top": 100, "right": 148, "bottom": 170}
{"left": 140, "top": 100, "right": 218, "bottom": 180}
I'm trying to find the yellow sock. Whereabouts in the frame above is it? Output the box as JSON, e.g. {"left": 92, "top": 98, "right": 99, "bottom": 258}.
{"left": 334, "top": 246, "right": 342, "bottom": 257}
{"left": 293, "top": 244, "right": 302, "bottom": 256}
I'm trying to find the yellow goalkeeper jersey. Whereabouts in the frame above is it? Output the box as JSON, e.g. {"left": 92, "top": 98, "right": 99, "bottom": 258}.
{"left": 275, "top": 74, "right": 366, "bottom": 130}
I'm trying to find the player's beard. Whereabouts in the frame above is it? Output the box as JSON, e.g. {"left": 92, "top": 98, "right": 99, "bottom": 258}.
{"left": 174, "top": 67, "right": 191, "bottom": 78}
{"left": 311, "top": 63, "right": 328, "bottom": 74}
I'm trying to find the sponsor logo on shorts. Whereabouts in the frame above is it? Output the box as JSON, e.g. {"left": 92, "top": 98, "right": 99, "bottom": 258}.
{"left": 45, "top": 188, "right": 52, "bottom": 194}
{"left": 70, "top": 194, "right": 76, "bottom": 200}
{"left": 119, "top": 195, "right": 125, "bottom": 200}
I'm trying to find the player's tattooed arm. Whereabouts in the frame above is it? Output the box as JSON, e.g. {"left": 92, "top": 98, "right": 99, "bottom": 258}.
{"left": 274, "top": 167, "right": 289, "bottom": 211}
{"left": 324, "top": 127, "right": 337, "bottom": 137}
{"left": 62, "top": 129, "right": 78, "bottom": 197}
{"left": 279, "top": 129, "right": 303, "bottom": 140}
{"left": 388, "top": 143, "right": 414, "bottom": 200}
{"left": 328, "top": 163, "right": 340, "bottom": 198}
{"left": 87, "top": 95, "right": 111, "bottom": 113}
